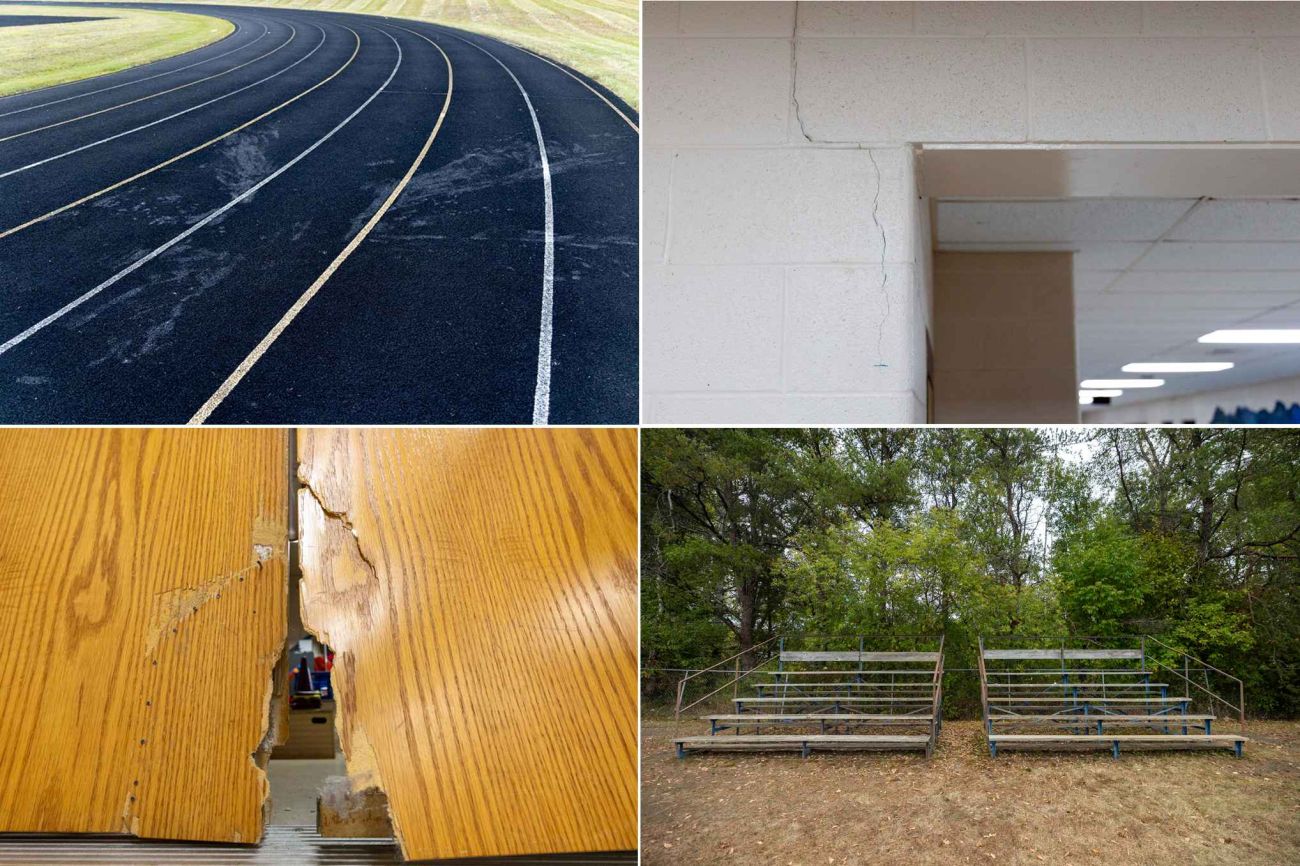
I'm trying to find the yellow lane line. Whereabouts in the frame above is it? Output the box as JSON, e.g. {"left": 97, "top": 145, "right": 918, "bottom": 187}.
{"left": 0, "top": 27, "right": 361, "bottom": 241}
{"left": 0, "top": 22, "right": 299, "bottom": 144}
{"left": 189, "top": 27, "right": 454, "bottom": 424}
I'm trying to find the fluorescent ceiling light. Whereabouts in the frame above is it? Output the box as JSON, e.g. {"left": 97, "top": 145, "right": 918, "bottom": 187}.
{"left": 1079, "top": 389, "right": 1123, "bottom": 401}
{"left": 1080, "top": 395, "right": 1094, "bottom": 405}
{"left": 1080, "top": 379, "right": 1164, "bottom": 389}
{"left": 1121, "top": 362, "right": 1234, "bottom": 373}
{"left": 1199, "top": 329, "right": 1300, "bottom": 344}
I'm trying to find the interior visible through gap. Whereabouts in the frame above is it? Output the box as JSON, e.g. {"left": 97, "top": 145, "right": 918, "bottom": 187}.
{"left": 922, "top": 146, "right": 1300, "bottom": 425}
{"left": 263, "top": 431, "right": 352, "bottom": 836}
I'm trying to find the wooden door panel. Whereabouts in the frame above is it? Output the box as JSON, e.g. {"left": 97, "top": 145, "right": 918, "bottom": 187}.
{"left": 296, "top": 427, "right": 637, "bottom": 861}
{"left": 0, "top": 428, "right": 289, "bottom": 843}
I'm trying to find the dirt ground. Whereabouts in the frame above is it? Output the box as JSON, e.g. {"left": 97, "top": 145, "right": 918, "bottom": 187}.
{"left": 641, "top": 718, "right": 1300, "bottom": 866}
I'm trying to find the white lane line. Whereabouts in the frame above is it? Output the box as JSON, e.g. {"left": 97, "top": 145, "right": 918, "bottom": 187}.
{"left": 446, "top": 32, "right": 555, "bottom": 426}
{"left": 0, "top": 28, "right": 401, "bottom": 359}
{"left": 0, "top": 25, "right": 361, "bottom": 240}
{"left": 190, "top": 27, "right": 453, "bottom": 424}
{"left": 0, "top": 17, "right": 267, "bottom": 119}
{"left": 511, "top": 43, "right": 638, "bottom": 133}
{"left": 0, "top": 20, "right": 326, "bottom": 179}
{"left": 0, "top": 20, "right": 297, "bottom": 144}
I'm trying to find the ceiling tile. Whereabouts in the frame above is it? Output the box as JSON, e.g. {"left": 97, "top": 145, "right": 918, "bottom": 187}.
{"left": 1168, "top": 199, "right": 1300, "bottom": 241}
{"left": 1108, "top": 270, "right": 1300, "bottom": 293}
{"left": 1237, "top": 301, "right": 1300, "bottom": 325}
{"left": 1137, "top": 241, "right": 1300, "bottom": 271}
{"left": 1078, "top": 291, "right": 1300, "bottom": 312}
{"left": 1072, "top": 270, "right": 1121, "bottom": 293}
{"left": 934, "top": 194, "right": 1300, "bottom": 403}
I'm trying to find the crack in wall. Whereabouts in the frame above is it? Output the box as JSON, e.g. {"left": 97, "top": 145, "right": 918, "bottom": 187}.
{"left": 867, "top": 148, "right": 891, "bottom": 368}
{"left": 789, "top": 3, "right": 811, "bottom": 142}
{"left": 788, "top": 3, "right": 896, "bottom": 370}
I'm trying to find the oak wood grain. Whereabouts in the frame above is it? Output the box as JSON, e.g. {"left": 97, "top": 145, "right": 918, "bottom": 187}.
{"left": 296, "top": 428, "right": 637, "bottom": 861}
{"left": 0, "top": 428, "right": 288, "bottom": 843}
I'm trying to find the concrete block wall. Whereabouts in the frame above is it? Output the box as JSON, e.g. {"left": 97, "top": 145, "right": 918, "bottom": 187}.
{"left": 643, "top": 1, "right": 1300, "bottom": 424}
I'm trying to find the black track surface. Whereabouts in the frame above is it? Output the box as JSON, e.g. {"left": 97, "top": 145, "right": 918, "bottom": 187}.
{"left": 0, "top": 2, "right": 638, "bottom": 423}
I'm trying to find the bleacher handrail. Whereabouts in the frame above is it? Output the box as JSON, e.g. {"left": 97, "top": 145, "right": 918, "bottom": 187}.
{"left": 929, "top": 634, "right": 945, "bottom": 747}
{"left": 977, "top": 636, "right": 989, "bottom": 726}
{"left": 1144, "top": 634, "right": 1246, "bottom": 724}
{"left": 673, "top": 636, "right": 781, "bottom": 723}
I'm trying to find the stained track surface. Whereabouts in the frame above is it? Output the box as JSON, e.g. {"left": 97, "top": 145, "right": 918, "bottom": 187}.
{"left": 0, "top": 2, "right": 638, "bottom": 423}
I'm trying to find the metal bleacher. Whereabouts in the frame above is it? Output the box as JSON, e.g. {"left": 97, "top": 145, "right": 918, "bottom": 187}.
{"left": 673, "top": 636, "right": 944, "bottom": 758}
{"left": 978, "top": 637, "right": 1247, "bottom": 758}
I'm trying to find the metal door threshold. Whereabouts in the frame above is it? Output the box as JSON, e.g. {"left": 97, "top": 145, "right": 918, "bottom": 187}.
{"left": 0, "top": 826, "right": 636, "bottom": 864}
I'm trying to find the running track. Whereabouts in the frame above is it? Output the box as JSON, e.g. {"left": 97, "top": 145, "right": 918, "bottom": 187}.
{"left": 0, "top": 2, "right": 638, "bottom": 423}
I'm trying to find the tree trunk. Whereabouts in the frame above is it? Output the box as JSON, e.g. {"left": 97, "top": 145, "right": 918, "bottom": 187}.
{"left": 737, "top": 576, "right": 757, "bottom": 668}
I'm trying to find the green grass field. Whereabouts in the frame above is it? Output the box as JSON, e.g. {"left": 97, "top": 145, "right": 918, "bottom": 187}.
{"left": 0, "top": 4, "right": 234, "bottom": 97}
{"left": 172, "top": 0, "right": 639, "bottom": 108}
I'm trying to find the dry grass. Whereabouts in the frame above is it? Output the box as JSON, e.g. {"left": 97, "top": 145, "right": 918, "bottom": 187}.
{"left": 168, "top": 0, "right": 638, "bottom": 107}
{"left": 0, "top": 4, "right": 233, "bottom": 97}
{"left": 642, "top": 718, "right": 1300, "bottom": 866}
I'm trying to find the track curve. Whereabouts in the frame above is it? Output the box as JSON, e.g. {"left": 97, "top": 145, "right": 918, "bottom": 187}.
{"left": 0, "top": 1, "right": 638, "bottom": 424}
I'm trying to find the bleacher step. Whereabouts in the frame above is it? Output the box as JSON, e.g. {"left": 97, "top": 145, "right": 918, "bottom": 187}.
{"left": 675, "top": 734, "right": 931, "bottom": 756}
{"left": 988, "top": 713, "right": 1214, "bottom": 723}
{"left": 704, "top": 713, "right": 933, "bottom": 721}
{"left": 988, "top": 733, "right": 1246, "bottom": 757}
{"left": 986, "top": 696, "right": 1189, "bottom": 703}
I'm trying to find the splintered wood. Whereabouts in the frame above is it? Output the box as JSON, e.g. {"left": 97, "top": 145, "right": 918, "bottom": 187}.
{"left": 0, "top": 428, "right": 288, "bottom": 843}
{"left": 296, "top": 428, "right": 638, "bottom": 860}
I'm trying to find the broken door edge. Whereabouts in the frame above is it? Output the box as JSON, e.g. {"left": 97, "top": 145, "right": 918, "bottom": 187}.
{"left": 294, "top": 466, "right": 403, "bottom": 852}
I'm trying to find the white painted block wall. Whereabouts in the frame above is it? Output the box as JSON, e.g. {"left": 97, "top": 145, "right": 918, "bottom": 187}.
{"left": 643, "top": 1, "right": 1300, "bottom": 424}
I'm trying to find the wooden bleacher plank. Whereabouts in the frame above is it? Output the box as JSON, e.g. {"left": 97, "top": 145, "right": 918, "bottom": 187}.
{"left": 704, "top": 714, "right": 934, "bottom": 722}
{"left": 780, "top": 651, "right": 941, "bottom": 663}
{"left": 737, "top": 696, "right": 932, "bottom": 704}
{"left": 986, "top": 670, "right": 1154, "bottom": 677}
{"left": 987, "top": 712, "right": 1211, "bottom": 717}
{"left": 985, "top": 696, "right": 1187, "bottom": 703}
{"left": 990, "top": 734, "right": 1245, "bottom": 744}
{"left": 983, "top": 649, "right": 1143, "bottom": 660}
{"left": 982, "top": 681, "right": 1170, "bottom": 686}
{"left": 755, "top": 685, "right": 935, "bottom": 692}
{"left": 757, "top": 678, "right": 936, "bottom": 684}
{"left": 766, "top": 669, "right": 934, "bottom": 676}
{"left": 674, "top": 734, "right": 932, "bottom": 755}
{"left": 987, "top": 733, "right": 1242, "bottom": 738}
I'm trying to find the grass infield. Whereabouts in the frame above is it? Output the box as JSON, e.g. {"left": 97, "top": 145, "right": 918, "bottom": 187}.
{"left": 170, "top": 0, "right": 639, "bottom": 108}
{"left": 0, "top": 4, "right": 234, "bottom": 97}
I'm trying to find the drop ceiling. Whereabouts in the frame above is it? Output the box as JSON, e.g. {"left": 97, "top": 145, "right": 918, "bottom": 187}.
{"left": 934, "top": 195, "right": 1300, "bottom": 408}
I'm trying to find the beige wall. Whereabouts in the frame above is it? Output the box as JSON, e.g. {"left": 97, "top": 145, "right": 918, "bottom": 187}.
{"left": 933, "top": 252, "right": 1078, "bottom": 423}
